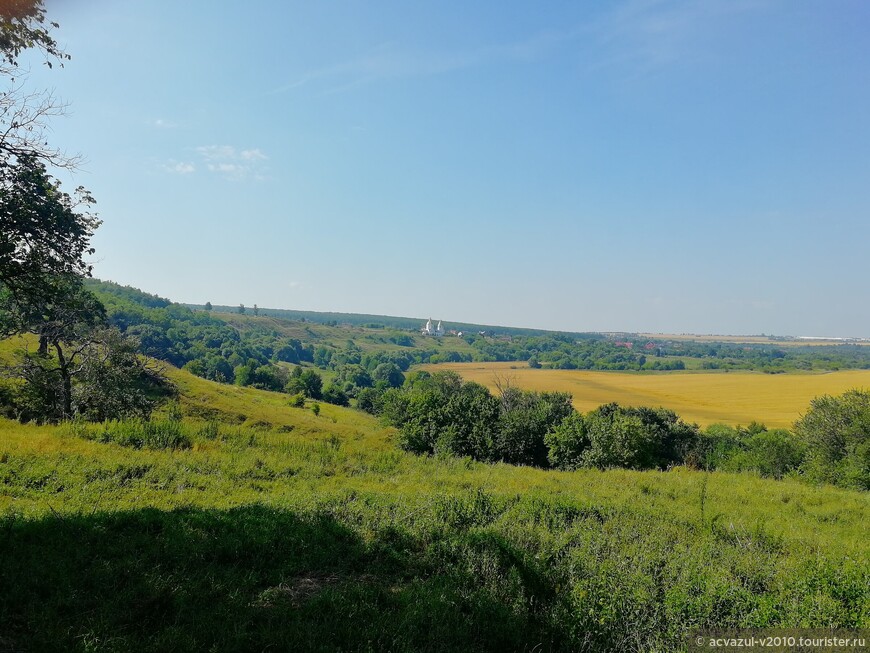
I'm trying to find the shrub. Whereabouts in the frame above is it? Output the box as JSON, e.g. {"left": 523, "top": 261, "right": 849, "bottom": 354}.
{"left": 722, "top": 428, "right": 806, "bottom": 480}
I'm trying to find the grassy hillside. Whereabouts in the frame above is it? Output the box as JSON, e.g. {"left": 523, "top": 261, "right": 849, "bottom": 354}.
{"left": 0, "top": 363, "right": 868, "bottom": 651}
{"left": 420, "top": 361, "right": 870, "bottom": 428}
{"left": 216, "top": 311, "right": 479, "bottom": 356}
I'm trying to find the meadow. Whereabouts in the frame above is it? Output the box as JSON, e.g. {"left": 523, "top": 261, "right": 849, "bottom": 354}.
{"left": 418, "top": 362, "right": 870, "bottom": 428}
{"left": 1, "top": 362, "right": 868, "bottom": 651}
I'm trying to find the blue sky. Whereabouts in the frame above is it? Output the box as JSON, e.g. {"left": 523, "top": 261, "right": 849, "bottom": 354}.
{"left": 28, "top": 0, "right": 870, "bottom": 336}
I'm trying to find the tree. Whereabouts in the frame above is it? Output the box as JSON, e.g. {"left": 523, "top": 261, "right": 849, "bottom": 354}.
{"left": 0, "top": 1, "right": 75, "bottom": 168}
{"left": 0, "top": 155, "right": 99, "bottom": 314}
{"left": 237, "top": 304, "right": 245, "bottom": 315}
{"left": 322, "top": 383, "right": 349, "bottom": 407}
{"left": 494, "top": 388, "right": 573, "bottom": 467}
{"left": 3, "top": 278, "right": 168, "bottom": 422}
{"left": 795, "top": 389, "right": 870, "bottom": 490}
{"left": 545, "top": 412, "right": 589, "bottom": 470}
{"left": 204, "top": 301, "right": 212, "bottom": 311}
{"left": 372, "top": 362, "right": 405, "bottom": 388}
{"left": 286, "top": 368, "right": 322, "bottom": 400}
{"left": 0, "top": 2, "right": 97, "bottom": 309}
{"left": 253, "top": 304, "right": 259, "bottom": 316}
{"left": 548, "top": 403, "right": 699, "bottom": 471}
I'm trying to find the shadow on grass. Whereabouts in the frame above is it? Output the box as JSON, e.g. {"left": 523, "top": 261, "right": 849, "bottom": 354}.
{"left": 0, "top": 505, "right": 554, "bottom": 653}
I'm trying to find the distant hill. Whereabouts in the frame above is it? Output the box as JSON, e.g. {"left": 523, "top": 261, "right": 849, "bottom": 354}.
{"left": 186, "top": 303, "right": 603, "bottom": 340}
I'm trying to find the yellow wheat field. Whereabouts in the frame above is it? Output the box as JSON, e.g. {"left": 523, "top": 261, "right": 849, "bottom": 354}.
{"left": 418, "top": 362, "right": 870, "bottom": 428}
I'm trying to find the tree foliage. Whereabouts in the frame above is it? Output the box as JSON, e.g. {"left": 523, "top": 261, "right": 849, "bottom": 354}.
{"left": 547, "top": 403, "right": 699, "bottom": 471}
{"left": 0, "top": 156, "right": 99, "bottom": 313}
{"left": 795, "top": 389, "right": 870, "bottom": 490}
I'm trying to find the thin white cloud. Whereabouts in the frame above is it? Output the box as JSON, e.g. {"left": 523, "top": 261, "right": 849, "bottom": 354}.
{"left": 152, "top": 118, "right": 177, "bottom": 129}
{"left": 272, "top": 1, "right": 773, "bottom": 95}
{"left": 196, "top": 145, "right": 238, "bottom": 161}
{"left": 240, "top": 148, "right": 268, "bottom": 161}
{"left": 207, "top": 163, "right": 241, "bottom": 174}
{"left": 273, "top": 30, "right": 577, "bottom": 95}
{"left": 195, "top": 145, "right": 269, "bottom": 181}
{"left": 163, "top": 161, "right": 195, "bottom": 174}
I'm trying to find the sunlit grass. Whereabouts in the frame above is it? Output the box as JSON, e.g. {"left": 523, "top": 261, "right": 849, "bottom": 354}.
{"left": 1, "top": 364, "right": 867, "bottom": 651}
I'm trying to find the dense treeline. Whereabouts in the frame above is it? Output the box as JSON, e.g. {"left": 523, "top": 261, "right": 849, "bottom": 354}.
{"left": 464, "top": 332, "right": 870, "bottom": 372}
{"left": 85, "top": 282, "right": 870, "bottom": 398}
{"left": 365, "top": 372, "right": 868, "bottom": 491}
{"left": 85, "top": 280, "right": 314, "bottom": 385}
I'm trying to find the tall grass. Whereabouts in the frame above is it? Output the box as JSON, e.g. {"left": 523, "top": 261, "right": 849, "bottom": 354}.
{"left": 64, "top": 418, "right": 193, "bottom": 450}
{"left": 0, "top": 369, "right": 867, "bottom": 651}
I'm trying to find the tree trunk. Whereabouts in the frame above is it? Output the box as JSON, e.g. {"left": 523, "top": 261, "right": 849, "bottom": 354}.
{"left": 53, "top": 340, "right": 72, "bottom": 418}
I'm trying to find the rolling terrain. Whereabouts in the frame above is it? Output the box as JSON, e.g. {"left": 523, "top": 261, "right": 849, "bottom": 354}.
{"left": 0, "top": 362, "right": 867, "bottom": 651}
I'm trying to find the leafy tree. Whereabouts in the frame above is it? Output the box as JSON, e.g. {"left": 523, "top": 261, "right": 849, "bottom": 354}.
{"left": 372, "top": 362, "right": 405, "bottom": 388}
{"left": 253, "top": 304, "right": 259, "bottom": 316}
{"left": 545, "top": 412, "right": 589, "bottom": 470}
{"left": 336, "top": 364, "right": 372, "bottom": 388}
{"left": 313, "top": 346, "right": 332, "bottom": 368}
{"left": 204, "top": 301, "right": 212, "bottom": 311}
{"left": 0, "top": 156, "right": 99, "bottom": 315}
{"left": 4, "top": 282, "right": 169, "bottom": 422}
{"left": 322, "top": 383, "right": 349, "bottom": 407}
{"left": 356, "top": 386, "right": 385, "bottom": 415}
{"left": 286, "top": 368, "right": 322, "bottom": 400}
{"left": 237, "top": 304, "right": 245, "bottom": 315}
{"left": 0, "top": 2, "right": 98, "bottom": 315}
{"left": 2, "top": 277, "right": 102, "bottom": 417}
{"left": 388, "top": 373, "right": 500, "bottom": 458}
{"left": 795, "top": 389, "right": 870, "bottom": 490}
{"left": 548, "top": 403, "right": 699, "bottom": 471}
{"left": 495, "top": 388, "right": 573, "bottom": 467}
{"left": 65, "top": 328, "right": 170, "bottom": 422}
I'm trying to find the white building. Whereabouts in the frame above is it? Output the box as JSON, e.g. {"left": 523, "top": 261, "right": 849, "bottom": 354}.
{"left": 421, "top": 318, "right": 445, "bottom": 337}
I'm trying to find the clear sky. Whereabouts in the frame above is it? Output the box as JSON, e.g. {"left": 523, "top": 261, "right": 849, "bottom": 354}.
{"left": 28, "top": 0, "right": 870, "bottom": 336}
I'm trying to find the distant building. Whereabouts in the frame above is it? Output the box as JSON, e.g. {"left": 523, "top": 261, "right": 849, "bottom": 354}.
{"left": 421, "top": 318, "right": 445, "bottom": 337}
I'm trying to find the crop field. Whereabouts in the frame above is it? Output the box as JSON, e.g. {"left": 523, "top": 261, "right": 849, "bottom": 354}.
{"left": 418, "top": 362, "right": 870, "bottom": 428}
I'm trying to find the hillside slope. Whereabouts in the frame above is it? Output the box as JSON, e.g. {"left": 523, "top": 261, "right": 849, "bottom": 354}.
{"left": 0, "top": 363, "right": 868, "bottom": 651}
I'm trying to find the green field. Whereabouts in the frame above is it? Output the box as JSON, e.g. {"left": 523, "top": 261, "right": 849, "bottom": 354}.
{"left": 0, "top": 363, "right": 868, "bottom": 651}
{"left": 418, "top": 362, "right": 870, "bottom": 428}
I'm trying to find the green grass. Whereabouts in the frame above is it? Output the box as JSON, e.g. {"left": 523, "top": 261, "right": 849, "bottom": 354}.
{"left": 0, "top": 366, "right": 868, "bottom": 651}
{"left": 218, "top": 312, "right": 479, "bottom": 356}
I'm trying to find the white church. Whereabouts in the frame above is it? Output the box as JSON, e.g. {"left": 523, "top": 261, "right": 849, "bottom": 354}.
{"left": 421, "top": 318, "right": 445, "bottom": 337}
